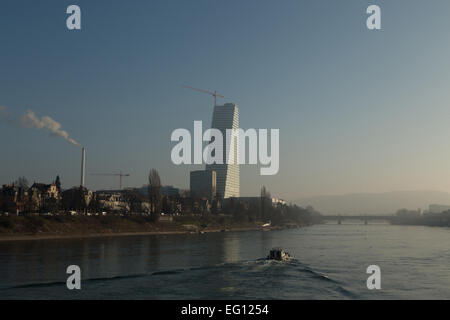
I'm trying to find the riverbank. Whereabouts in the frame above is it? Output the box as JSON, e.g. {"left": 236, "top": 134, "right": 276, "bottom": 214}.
{"left": 0, "top": 215, "right": 305, "bottom": 242}
{"left": 390, "top": 211, "right": 450, "bottom": 227}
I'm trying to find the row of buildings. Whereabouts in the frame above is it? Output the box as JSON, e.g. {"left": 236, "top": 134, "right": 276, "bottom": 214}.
{"left": 0, "top": 181, "right": 92, "bottom": 214}
{"left": 0, "top": 180, "right": 222, "bottom": 215}
{"left": 0, "top": 178, "right": 285, "bottom": 217}
{"left": 0, "top": 182, "right": 61, "bottom": 213}
{"left": 396, "top": 204, "right": 450, "bottom": 217}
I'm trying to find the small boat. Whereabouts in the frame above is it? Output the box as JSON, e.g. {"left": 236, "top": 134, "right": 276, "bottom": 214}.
{"left": 267, "top": 247, "right": 291, "bottom": 261}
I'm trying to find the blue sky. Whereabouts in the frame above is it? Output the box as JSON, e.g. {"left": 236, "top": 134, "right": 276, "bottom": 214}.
{"left": 2, "top": 0, "right": 450, "bottom": 200}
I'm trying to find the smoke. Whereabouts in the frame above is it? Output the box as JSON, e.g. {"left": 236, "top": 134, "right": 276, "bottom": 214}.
{"left": 0, "top": 106, "right": 11, "bottom": 122}
{"left": 0, "top": 106, "right": 81, "bottom": 147}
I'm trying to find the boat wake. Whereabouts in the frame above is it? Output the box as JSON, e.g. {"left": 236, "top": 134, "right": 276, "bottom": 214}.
{"left": 1, "top": 258, "right": 356, "bottom": 299}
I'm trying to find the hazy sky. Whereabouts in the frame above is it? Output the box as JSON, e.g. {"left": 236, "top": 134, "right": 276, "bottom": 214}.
{"left": 2, "top": 0, "right": 450, "bottom": 200}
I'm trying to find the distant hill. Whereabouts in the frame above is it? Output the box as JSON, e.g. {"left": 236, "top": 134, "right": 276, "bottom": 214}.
{"left": 294, "top": 191, "right": 450, "bottom": 215}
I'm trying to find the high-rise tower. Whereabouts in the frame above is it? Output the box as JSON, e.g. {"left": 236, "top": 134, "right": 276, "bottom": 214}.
{"left": 206, "top": 103, "right": 239, "bottom": 198}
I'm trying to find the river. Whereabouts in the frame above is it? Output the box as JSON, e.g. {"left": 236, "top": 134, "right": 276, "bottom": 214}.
{"left": 1, "top": 223, "right": 449, "bottom": 299}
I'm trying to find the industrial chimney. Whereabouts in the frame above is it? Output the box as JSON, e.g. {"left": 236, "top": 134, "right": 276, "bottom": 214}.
{"left": 81, "top": 147, "right": 86, "bottom": 187}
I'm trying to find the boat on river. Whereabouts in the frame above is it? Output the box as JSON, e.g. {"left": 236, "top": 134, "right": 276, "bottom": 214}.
{"left": 267, "top": 247, "right": 291, "bottom": 261}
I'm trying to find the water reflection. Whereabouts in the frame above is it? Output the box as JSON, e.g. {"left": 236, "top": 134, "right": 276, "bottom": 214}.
{"left": 0, "top": 231, "right": 273, "bottom": 289}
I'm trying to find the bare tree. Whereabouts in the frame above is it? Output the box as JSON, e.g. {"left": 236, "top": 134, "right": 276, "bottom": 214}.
{"left": 260, "top": 185, "right": 271, "bottom": 199}
{"left": 15, "top": 176, "right": 29, "bottom": 189}
{"left": 148, "top": 169, "right": 162, "bottom": 215}
{"left": 260, "top": 185, "right": 271, "bottom": 219}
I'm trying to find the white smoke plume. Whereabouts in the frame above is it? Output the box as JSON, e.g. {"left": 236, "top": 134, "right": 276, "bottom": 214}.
{"left": 0, "top": 106, "right": 81, "bottom": 147}
{"left": 0, "top": 106, "right": 11, "bottom": 122}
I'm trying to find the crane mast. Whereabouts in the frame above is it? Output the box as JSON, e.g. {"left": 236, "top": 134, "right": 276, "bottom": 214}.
{"left": 90, "top": 171, "right": 130, "bottom": 190}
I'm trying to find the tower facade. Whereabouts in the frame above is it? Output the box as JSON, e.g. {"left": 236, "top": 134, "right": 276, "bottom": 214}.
{"left": 206, "top": 103, "right": 240, "bottom": 198}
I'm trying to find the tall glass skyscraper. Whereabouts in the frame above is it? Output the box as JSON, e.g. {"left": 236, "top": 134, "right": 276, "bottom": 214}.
{"left": 206, "top": 103, "right": 240, "bottom": 198}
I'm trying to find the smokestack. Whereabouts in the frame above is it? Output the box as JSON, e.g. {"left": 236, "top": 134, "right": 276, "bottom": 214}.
{"left": 81, "top": 147, "right": 86, "bottom": 187}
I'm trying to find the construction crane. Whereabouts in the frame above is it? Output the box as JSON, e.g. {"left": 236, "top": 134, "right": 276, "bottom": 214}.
{"left": 90, "top": 171, "right": 130, "bottom": 190}
{"left": 183, "top": 84, "right": 225, "bottom": 107}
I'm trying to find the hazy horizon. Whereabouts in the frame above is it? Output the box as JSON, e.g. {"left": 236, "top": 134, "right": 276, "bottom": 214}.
{"left": 295, "top": 190, "right": 450, "bottom": 215}
{"left": 2, "top": 1, "right": 450, "bottom": 201}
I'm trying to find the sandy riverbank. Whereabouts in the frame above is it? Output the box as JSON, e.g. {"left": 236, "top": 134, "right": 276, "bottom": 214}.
{"left": 0, "top": 225, "right": 288, "bottom": 242}
{"left": 0, "top": 214, "right": 306, "bottom": 242}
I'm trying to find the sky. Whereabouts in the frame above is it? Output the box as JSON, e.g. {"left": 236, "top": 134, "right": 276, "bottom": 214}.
{"left": 2, "top": 0, "right": 450, "bottom": 201}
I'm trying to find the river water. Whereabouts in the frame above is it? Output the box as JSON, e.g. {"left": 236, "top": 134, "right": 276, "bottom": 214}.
{"left": 0, "top": 223, "right": 449, "bottom": 299}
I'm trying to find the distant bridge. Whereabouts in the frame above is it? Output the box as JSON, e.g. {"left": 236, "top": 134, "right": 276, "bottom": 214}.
{"left": 322, "top": 215, "right": 395, "bottom": 224}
